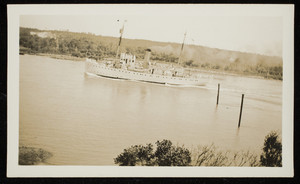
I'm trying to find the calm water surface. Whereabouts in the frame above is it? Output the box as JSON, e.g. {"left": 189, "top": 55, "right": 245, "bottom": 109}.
{"left": 19, "top": 55, "right": 282, "bottom": 165}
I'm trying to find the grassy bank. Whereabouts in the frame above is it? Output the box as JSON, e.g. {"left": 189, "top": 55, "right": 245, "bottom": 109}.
{"left": 20, "top": 48, "right": 85, "bottom": 62}
{"left": 36, "top": 53, "right": 86, "bottom": 61}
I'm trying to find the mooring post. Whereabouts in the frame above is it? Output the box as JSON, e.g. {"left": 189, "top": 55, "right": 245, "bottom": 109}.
{"left": 238, "top": 94, "right": 245, "bottom": 128}
{"left": 216, "top": 83, "right": 220, "bottom": 105}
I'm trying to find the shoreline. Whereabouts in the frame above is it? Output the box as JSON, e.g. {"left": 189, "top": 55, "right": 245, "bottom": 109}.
{"left": 36, "top": 53, "right": 86, "bottom": 61}
{"left": 20, "top": 52, "right": 282, "bottom": 81}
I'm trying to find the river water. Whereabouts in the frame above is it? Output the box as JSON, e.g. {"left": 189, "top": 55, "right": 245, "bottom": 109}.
{"left": 19, "top": 55, "right": 282, "bottom": 165}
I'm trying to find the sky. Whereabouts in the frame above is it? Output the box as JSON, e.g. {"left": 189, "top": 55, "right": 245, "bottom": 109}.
{"left": 20, "top": 5, "right": 283, "bottom": 57}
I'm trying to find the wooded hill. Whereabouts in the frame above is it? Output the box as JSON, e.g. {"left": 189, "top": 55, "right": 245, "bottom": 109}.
{"left": 19, "top": 27, "right": 283, "bottom": 80}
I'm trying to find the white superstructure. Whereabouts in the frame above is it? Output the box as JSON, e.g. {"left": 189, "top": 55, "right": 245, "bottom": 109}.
{"left": 85, "top": 58, "right": 207, "bottom": 86}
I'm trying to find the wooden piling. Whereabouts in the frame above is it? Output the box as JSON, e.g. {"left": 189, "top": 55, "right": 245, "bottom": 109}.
{"left": 238, "top": 94, "right": 245, "bottom": 128}
{"left": 216, "top": 83, "right": 220, "bottom": 105}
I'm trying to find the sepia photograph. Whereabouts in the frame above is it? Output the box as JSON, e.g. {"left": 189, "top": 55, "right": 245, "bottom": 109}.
{"left": 7, "top": 4, "right": 294, "bottom": 177}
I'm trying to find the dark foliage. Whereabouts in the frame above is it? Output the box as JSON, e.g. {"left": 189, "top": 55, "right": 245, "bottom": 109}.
{"left": 19, "top": 27, "right": 148, "bottom": 61}
{"left": 260, "top": 131, "right": 282, "bottom": 167}
{"left": 114, "top": 140, "right": 191, "bottom": 166}
{"left": 155, "top": 140, "right": 191, "bottom": 166}
{"left": 19, "top": 146, "right": 53, "bottom": 165}
{"left": 114, "top": 144, "right": 155, "bottom": 166}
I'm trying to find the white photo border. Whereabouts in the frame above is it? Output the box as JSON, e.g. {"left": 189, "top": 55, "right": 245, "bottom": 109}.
{"left": 7, "top": 4, "right": 294, "bottom": 177}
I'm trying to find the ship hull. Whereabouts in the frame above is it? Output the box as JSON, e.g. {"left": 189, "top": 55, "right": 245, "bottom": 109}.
{"left": 85, "top": 59, "right": 207, "bottom": 86}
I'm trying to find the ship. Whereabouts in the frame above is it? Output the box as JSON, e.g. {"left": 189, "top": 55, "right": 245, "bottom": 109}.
{"left": 85, "top": 21, "right": 208, "bottom": 86}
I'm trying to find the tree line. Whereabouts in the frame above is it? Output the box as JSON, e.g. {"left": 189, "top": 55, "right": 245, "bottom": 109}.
{"left": 20, "top": 27, "right": 282, "bottom": 80}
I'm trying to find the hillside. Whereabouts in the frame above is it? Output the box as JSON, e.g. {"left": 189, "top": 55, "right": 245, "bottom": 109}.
{"left": 19, "top": 27, "right": 283, "bottom": 80}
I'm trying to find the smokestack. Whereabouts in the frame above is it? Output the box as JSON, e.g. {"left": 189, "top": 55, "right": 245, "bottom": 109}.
{"left": 144, "top": 49, "right": 151, "bottom": 63}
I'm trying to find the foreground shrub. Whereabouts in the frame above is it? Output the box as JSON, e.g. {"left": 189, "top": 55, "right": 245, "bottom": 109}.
{"left": 19, "top": 146, "right": 53, "bottom": 165}
{"left": 260, "top": 131, "right": 282, "bottom": 167}
{"left": 114, "top": 144, "right": 155, "bottom": 166}
{"left": 114, "top": 140, "right": 191, "bottom": 166}
{"left": 191, "top": 144, "right": 259, "bottom": 167}
{"left": 155, "top": 140, "right": 191, "bottom": 166}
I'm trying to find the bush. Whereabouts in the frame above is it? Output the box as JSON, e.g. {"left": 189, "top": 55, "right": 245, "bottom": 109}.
{"left": 155, "top": 140, "right": 191, "bottom": 166}
{"left": 114, "top": 140, "right": 191, "bottom": 166}
{"left": 260, "top": 131, "right": 282, "bottom": 167}
{"left": 19, "top": 146, "right": 53, "bottom": 165}
{"left": 191, "top": 144, "right": 259, "bottom": 167}
{"left": 114, "top": 144, "right": 155, "bottom": 166}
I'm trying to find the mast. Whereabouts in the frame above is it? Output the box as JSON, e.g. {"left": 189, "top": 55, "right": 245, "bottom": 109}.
{"left": 116, "top": 20, "right": 126, "bottom": 58}
{"left": 178, "top": 32, "right": 187, "bottom": 65}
